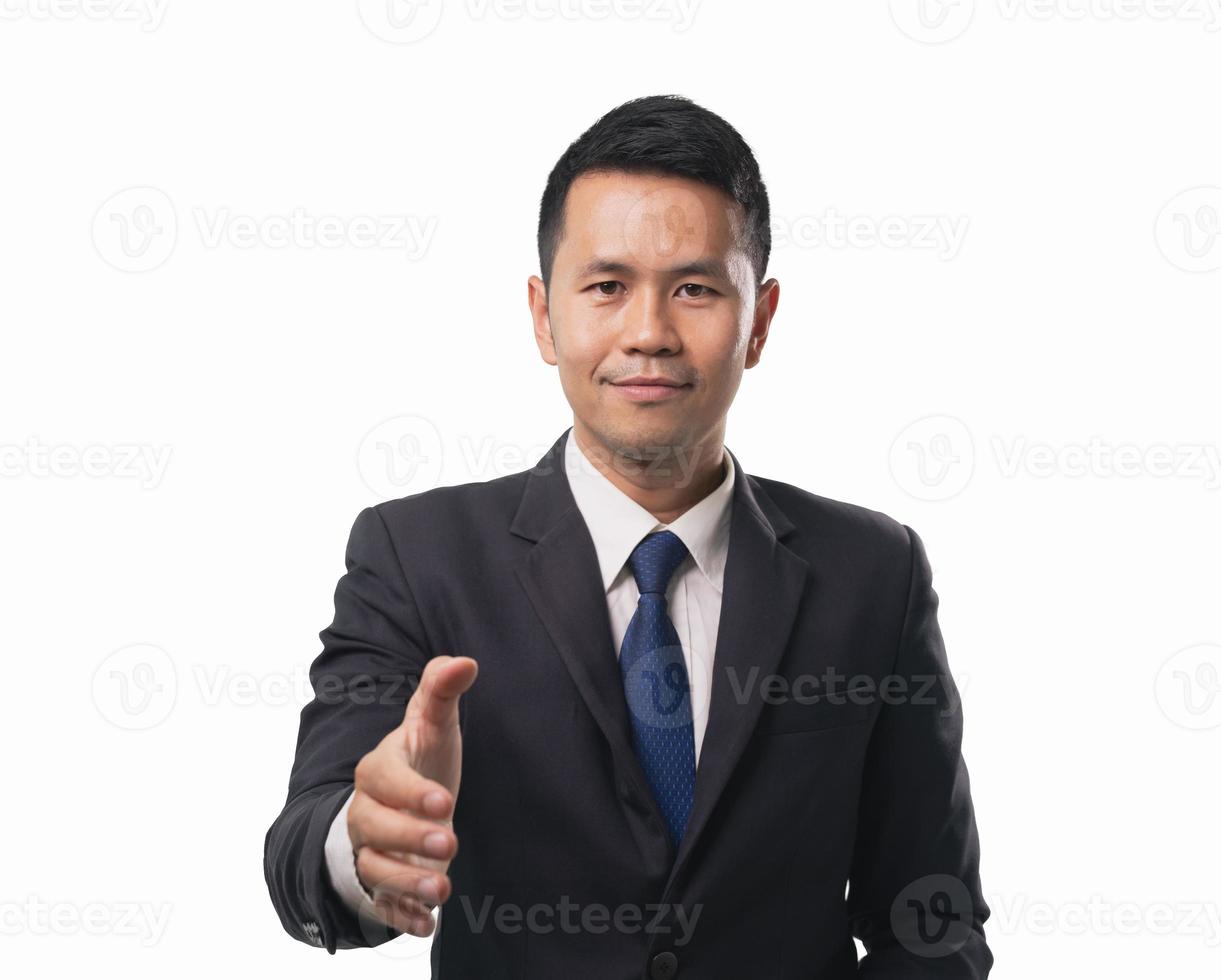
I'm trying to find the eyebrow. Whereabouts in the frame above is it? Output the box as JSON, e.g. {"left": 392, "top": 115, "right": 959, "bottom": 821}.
{"left": 574, "top": 257, "right": 731, "bottom": 281}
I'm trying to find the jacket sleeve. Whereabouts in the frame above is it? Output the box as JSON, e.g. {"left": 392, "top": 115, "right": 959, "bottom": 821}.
{"left": 847, "top": 524, "right": 993, "bottom": 978}
{"left": 263, "top": 504, "right": 432, "bottom": 953}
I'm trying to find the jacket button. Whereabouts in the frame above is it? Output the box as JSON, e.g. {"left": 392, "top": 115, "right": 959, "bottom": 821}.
{"left": 650, "top": 951, "right": 678, "bottom": 979}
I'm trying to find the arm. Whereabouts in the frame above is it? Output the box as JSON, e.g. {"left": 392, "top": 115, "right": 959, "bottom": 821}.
{"left": 263, "top": 504, "right": 428, "bottom": 953}
{"left": 847, "top": 524, "right": 993, "bottom": 978}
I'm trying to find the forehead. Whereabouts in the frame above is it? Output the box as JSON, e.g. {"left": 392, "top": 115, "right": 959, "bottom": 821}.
{"left": 557, "top": 170, "right": 746, "bottom": 272}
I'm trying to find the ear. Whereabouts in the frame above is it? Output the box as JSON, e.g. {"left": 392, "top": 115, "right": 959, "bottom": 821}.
{"left": 745, "top": 278, "right": 780, "bottom": 369}
{"left": 528, "top": 274, "right": 557, "bottom": 365}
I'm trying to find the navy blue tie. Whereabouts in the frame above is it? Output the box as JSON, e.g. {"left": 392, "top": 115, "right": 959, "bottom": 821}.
{"left": 619, "top": 530, "right": 696, "bottom": 849}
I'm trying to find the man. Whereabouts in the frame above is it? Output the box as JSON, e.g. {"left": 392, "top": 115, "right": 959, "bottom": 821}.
{"left": 264, "top": 94, "right": 992, "bottom": 978}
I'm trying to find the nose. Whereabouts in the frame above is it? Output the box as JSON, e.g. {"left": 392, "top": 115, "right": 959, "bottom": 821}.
{"left": 617, "top": 287, "right": 682, "bottom": 357}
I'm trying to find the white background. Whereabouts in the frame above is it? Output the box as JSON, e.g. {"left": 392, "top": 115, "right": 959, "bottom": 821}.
{"left": 2, "top": 1, "right": 1219, "bottom": 976}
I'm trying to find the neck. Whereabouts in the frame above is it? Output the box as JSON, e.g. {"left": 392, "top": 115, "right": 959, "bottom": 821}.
{"left": 570, "top": 420, "right": 727, "bottom": 525}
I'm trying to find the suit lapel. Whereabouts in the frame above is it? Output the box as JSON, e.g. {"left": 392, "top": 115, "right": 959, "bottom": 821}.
{"left": 510, "top": 429, "right": 673, "bottom": 875}
{"left": 509, "top": 427, "right": 809, "bottom": 887}
{"left": 664, "top": 454, "right": 808, "bottom": 893}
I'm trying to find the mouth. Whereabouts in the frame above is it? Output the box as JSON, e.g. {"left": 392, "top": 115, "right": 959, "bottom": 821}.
{"left": 609, "top": 378, "right": 691, "bottom": 403}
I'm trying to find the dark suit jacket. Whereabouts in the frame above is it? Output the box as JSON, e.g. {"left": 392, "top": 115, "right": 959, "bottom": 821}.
{"left": 264, "top": 426, "right": 992, "bottom": 978}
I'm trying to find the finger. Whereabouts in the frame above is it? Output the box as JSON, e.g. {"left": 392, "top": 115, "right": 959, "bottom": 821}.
{"left": 389, "top": 907, "right": 437, "bottom": 939}
{"left": 356, "top": 846, "right": 452, "bottom": 910}
{"left": 406, "top": 655, "right": 478, "bottom": 730}
{"left": 350, "top": 794, "right": 458, "bottom": 861}
{"left": 365, "top": 885, "right": 437, "bottom": 939}
{"left": 354, "top": 751, "right": 454, "bottom": 818}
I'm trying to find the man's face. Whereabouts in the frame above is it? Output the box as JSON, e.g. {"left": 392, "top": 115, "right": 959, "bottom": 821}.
{"left": 528, "top": 170, "right": 777, "bottom": 470}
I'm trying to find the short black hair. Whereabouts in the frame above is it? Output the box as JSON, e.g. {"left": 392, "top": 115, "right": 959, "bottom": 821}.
{"left": 537, "top": 94, "right": 770, "bottom": 293}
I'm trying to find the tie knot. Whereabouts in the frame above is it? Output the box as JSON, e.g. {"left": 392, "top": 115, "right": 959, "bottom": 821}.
{"left": 627, "top": 530, "right": 689, "bottom": 597}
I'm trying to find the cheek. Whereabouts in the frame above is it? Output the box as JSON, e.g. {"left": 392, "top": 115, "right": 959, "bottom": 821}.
{"left": 691, "top": 313, "right": 748, "bottom": 373}
{"left": 552, "top": 333, "right": 603, "bottom": 395}
{"left": 553, "top": 311, "right": 611, "bottom": 367}
{"left": 557, "top": 337, "right": 603, "bottom": 377}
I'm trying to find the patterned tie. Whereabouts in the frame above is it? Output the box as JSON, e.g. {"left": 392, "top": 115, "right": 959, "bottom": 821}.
{"left": 619, "top": 529, "right": 696, "bottom": 850}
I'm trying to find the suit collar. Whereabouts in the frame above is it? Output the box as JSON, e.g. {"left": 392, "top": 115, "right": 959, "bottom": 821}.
{"left": 510, "top": 426, "right": 794, "bottom": 548}
{"left": 561, "top": 426, "right": 736, "bottom": 595}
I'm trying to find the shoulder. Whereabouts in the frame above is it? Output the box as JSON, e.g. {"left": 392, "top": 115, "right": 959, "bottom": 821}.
{"left": 750, "top": 473, "right": 915, "bottom": 568}
{"left": 359, "top": 468, "right": 531, "bottom": 549}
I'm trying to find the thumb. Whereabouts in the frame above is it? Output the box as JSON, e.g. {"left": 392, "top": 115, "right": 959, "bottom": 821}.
{"left": 405, "top": 655, "right": 478, "bottom": 731}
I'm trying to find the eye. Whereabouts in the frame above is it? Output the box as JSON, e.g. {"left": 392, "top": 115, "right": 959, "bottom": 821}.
{"left": 588, "top": 281, "right": 716, "bottom": 298}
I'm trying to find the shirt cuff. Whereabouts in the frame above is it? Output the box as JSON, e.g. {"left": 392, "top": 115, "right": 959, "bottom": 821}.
{"left": 323, "top": 787, "right": 445, "bottom": 943}
{"left": 323, "top": 789, "right": 383, "bottom": 921}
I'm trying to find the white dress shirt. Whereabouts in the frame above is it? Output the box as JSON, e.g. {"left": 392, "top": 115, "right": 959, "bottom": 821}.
{"left": 323, "top": 428, "right": 736, "bottom": 922}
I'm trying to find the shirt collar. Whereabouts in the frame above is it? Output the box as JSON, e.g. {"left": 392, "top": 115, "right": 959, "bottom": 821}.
{"left": 563, "top": 427, "right": 735, "bottom": 595}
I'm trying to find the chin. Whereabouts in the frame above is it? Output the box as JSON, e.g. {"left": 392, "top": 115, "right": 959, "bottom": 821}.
{"left": 595, "top": 418, "right": 691, "bottom": 463}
